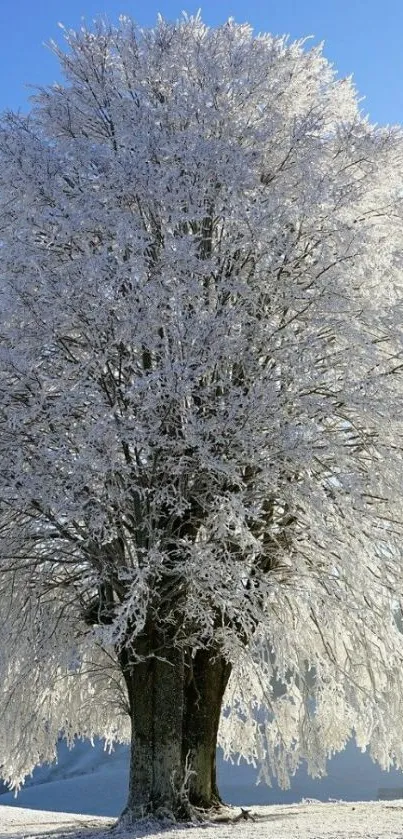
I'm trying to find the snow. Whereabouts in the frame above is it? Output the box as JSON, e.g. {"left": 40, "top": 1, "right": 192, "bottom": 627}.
{"left": 2, "top": 738, "right": 403, "bottom": 818}
{"left": 0, "top": 741, "right": 129, "bottom": 817}
{"left": 2, "top": 739, "right": 403, "bottom": 837}
{"left": 2, "top": 801, "right": 403, "bottom": 839}
{"left": 0, "top": 805, "right": 112, "bottom": 836}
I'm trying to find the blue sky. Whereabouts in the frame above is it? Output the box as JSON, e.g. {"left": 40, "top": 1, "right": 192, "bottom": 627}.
{"left": 0, "top": 0, "right": 402, "bottom": 124}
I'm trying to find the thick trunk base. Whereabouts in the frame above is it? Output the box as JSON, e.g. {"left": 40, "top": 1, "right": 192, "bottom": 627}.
{"left": 120, "top": 641, "right": 231, "bottom": 821}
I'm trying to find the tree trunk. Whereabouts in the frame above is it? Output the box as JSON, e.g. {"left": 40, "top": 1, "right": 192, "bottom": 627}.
{"left": 183, "top": 649, "right": 232, "bottom": 808}
{"left": 121, "top": 640, "right": 188, "bottom": 820}
{"left": 119, "top": 639, "right": 231, "bottom": 822}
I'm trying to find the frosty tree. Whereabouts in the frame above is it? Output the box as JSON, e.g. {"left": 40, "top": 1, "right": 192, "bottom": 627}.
{"left": 1, "top": 13, "right": 403, "bottom": 822}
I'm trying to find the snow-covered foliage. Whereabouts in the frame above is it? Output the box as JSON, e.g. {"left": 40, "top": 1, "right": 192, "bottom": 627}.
{"left": 1, "top": 13, "right": 403, "bottom": 792}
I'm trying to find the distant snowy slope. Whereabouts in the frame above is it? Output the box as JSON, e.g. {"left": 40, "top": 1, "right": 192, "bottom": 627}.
{"left": 0, "top": 767, "right": 127, "bottom": 818}
{"left": 0, "top": 741, "right": 129, "bottom": 817}
{"left": 2, "top": 739, "right": 403, "bottom": 818}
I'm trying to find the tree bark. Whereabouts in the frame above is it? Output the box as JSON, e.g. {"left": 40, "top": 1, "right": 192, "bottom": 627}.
{"left": 183, "top": 649, "right": 232, "bottom": 808}
{"left": 119, "top": 638, "right": 231, "bottom": 822}
{"left": 121, "top": 640, "right": 188, "bottom": 820}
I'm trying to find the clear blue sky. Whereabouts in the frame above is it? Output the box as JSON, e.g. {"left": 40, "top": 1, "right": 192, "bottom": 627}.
{"left": 0, "top": 0, "right": 402, "bottom": 125}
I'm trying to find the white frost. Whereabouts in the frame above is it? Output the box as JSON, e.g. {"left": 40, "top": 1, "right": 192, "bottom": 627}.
{"left": 0, "top": 12, "right": 403, "bottom": 797}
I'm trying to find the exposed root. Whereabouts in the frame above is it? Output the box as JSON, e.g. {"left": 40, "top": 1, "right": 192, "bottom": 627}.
{"left": 114, "top": 803, "right": 257, "bottom": 829}
{"left": 208, "top": 806, "right": 257, "bottom": 824}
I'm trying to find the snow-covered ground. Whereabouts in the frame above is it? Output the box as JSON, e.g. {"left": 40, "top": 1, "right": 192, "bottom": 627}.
{"left": 2, "top": 738, "right": 403, "bottom": 837}
{"left": 0, "top": 805, "right": 111, "bottom": 837}
{"left": 2, "top": 800, "right": 403, "bottom": 839}
{"left": 2, "top": 738, "right": 403, "bottom": 817}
